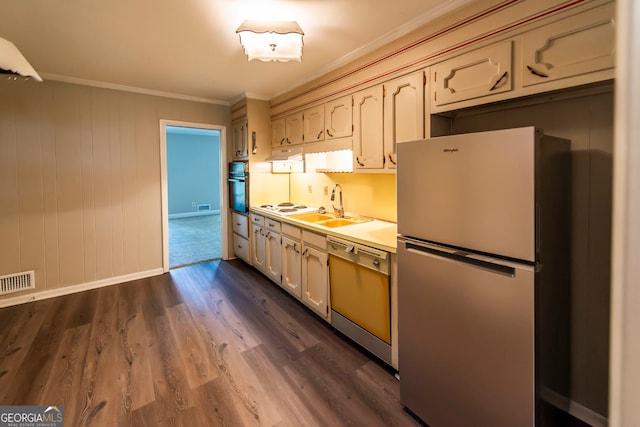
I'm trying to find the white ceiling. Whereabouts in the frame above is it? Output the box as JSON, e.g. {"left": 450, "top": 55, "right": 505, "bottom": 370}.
{"left": 0, "top": 0, "right": 472, "bottom": 104}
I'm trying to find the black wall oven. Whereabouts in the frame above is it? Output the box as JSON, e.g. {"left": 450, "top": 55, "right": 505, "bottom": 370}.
{"left": 228, "top": 161, "right": 248, "bottom": 213}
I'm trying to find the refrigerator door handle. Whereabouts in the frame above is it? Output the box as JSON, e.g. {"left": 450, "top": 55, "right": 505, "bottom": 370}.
{"left": 403, "top": 240, "right": 518, "bottom": 278}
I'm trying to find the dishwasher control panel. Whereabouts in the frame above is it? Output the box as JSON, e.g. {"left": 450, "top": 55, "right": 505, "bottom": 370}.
{"left": 327, "top": 236, "right": 390, "bottom": 275}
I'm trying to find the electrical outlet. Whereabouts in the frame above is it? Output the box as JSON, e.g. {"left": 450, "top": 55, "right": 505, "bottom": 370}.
{"left": 323, "top": 186, "right": 329, "bottom": 196}
{"left": 308, "top": 185, "right": 312, "bottom": 193}
{"left": 192, "top": 202, "right": 196, "bottom": 207}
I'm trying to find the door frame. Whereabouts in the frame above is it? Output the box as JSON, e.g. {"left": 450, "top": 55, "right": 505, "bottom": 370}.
{"left": 159, "top": 119, "right": 228, "bottom": 272}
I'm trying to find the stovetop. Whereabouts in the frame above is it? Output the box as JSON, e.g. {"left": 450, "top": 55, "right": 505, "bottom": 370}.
{"left": 254, "top": 202, "right": 320, "bottom": 216}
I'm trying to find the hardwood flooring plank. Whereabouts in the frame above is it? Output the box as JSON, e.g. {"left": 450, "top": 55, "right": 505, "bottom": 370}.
{"left": 40, "top": 324, "right": 91, "bottom": 426}
{"left": 191, "top": 378, "right": 249, "bottom": 427}
{"left": 165, "top": 303, "right": 218, "bottom": 388}
{"left": 116, "top": 303, "right": 156, "bottom": 413}
{"left": 76, "top": 286, "right": 122, "bottom": 426}
{"left": 145, "top": 313, "right": 194, "bottom": 421}
{"left": 354, "top": 361, "right": 417, "bottom": 426}
{"left": 3, "top": 297, "right": 75, "bottom": 405}
{"left": 290, "top": 342, "right": 413, "bottom": 427}
{"left": 241, "top": 345, "right": 321, "bottom": 426}
{"left": 0, "top": 300, "right": 49, "bottom": 394}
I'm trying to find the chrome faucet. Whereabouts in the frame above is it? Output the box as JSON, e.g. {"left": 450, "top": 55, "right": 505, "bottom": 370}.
{"left": 330, "top": 184, "right": 344, "bottom": 218}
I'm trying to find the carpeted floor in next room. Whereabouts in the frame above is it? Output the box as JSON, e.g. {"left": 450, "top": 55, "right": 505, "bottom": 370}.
{"left": 169, "top": 214, "right": 221, "bottom": 268}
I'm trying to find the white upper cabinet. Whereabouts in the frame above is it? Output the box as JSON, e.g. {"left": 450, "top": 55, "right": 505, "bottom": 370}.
{"left": 383, "top": 71, "right": 425, "bottom": 169}
{"left": 271, "top": 117, "right": 286, "bottom": 147}
{"left": 353, "top": 85, "right": 384, "bottom": 170}
{"left": 303, "top": 105, "right": 325, "bottom": 143}
{"left": 271, "top": 112, "right": 304, "bottom": 147}
{"left": 325, "top": 95, "right": 353, "bottom": 139}
{"left": 431, "top": 40, "right": 513, "bottom": 108}
{"left": 285, "top": 113, "right": 304, "bottom": 145}
{"left": 232, "top": 119, "right": 248, "bottom": 159}
{"left": 521, "top": 2, "right": 615, "bottom": 88}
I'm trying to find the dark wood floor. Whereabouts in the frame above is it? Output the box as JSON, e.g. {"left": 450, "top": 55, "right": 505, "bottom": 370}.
{"left": 0, "top": 259, "right": 420, "bottom": 426}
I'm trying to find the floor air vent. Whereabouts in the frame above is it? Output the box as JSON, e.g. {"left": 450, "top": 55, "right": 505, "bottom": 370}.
{"left": 0, "top": 270, "right": 35, "bottom": 295}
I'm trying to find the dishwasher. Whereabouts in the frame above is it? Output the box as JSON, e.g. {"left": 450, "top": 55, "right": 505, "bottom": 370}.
{"left": 327, "top": 236, "right": 391, "bottom": 365}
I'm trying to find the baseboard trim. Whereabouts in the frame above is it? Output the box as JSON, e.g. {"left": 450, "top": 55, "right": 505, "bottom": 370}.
{"left": 0, "top": 268, "right": 164, "bottom": 308}
{"left": 169, "top": 210, "right": 220, "bottom": 219}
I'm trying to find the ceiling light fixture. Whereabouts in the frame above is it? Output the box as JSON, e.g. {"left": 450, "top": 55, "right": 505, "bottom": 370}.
{"left": 236, "top": 20, "right": 304, "bottom": 62}
{"left": 0, "top": 37, "right": 42, "bottom": 81}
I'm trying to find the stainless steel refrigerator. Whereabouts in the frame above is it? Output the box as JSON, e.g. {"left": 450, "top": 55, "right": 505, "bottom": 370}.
{"left": 397, "top": 127, "right": 571, "bottom": 427}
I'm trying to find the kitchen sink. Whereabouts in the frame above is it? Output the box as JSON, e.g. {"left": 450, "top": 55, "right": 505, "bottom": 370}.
{"left": 289, "top": 212, "right": 335, "bottom": 222}
{"left": 289, "top": 212, "right": 371, "bottom": 227}
{"left": 317, "top": 218, "right": 369, "bottom": 228}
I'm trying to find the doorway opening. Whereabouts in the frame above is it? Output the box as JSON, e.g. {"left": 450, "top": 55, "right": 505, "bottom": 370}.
{"left": 160, "top": 120, "right": 228, "bottom": 271}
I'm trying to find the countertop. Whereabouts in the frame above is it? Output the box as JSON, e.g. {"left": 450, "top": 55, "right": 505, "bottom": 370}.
{"left": 250, "top": 207, "right": 398, "bottom": 253}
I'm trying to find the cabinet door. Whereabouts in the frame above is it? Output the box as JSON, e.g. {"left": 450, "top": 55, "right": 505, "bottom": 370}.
{"left": 302, "top": 245, "right": 328, "bottom": 318}
{"left": 251, "top": 224, "right": 266, "bottom": 272}
{"left": 522, "top": 3, "right": 615, "bottom": 87}
{"left": 303, "top": 105, "right": 325, "bottom": 143}
{"left": 265, "top": 231, "right": 281, "bottom": 284}
{"left": 325, "top": 95, "right": 353, "bottom": 139}
{"left": 232, "top": 120, "right": 248, "bottom": 159}
{"left": 285, "top": 112, "right": 304, "bottom": 145}
{"left": 232, "top": 212, "right": 249, "bottom": 239}
{"left": 383, "top": 72, "right": 425, "bottom": 169}
{"left": 353, "top": 85, "right": 384, "bottom": 170}
{"left": 233, "top": 233, "right": 250, "bottom": 263}
{"left": 281, "top": 236, "right": 302, "bottom": 298}
{"left": 431, "top": 40, "right": 512, "bottom": 107}
{"left": 271, "top": 117, "right": 286, "bottom": 147}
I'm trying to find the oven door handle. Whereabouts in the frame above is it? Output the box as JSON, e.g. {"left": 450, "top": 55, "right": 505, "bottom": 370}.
{"left": 228, "top": 177, "right": 246, "bottom": 183}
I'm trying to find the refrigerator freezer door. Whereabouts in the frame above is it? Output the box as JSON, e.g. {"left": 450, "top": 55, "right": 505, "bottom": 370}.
{"left": 397, "top": 127, "right": 537, "bottom": 262}
{"left": 398, "top": 238, "right": 534, "bottom": 427}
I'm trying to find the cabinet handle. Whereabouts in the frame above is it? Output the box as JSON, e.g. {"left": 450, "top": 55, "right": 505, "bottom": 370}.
{"left": 237, "top": 245, "right": 242, "bottom": 249}
{"left": 527, "top": 65, "right": 549, "bottom": 78}
{"left": 280, "top": 137, "right": 286, "bottom": 145}
{"left": 489, "top": 71, "right": 508, "bottom": 91}
{"left": 294, "top": 243, "right": 300, "bottom": 254}
{"left": 236, "top": 222, "right": 241, "bottom": 226}
{"left": 326, "top": 129, "right": 334, "bottom": 138}
{"left": 356, "top": 156, "right": 365, "bottom": 167}
{"left": 303, "top": 248, "right": 309, "bottom": 258}
{"left": 286, "top": 138, "right": 291, "bottom": 145}
{"left": 372, "top": 259, "right": 380, "bottom": 267}
{"left": 260, "top": 229, "right": 265, "bottom": 236}
{"left": 317, "top": 130, "right": 323, "bottom": 140}
{"left": 388, "top": 153, "right": 396, "bottom": 165}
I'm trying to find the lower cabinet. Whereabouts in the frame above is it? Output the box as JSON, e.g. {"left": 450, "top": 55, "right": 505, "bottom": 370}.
{"left": 265, "top": 226, "right": 282, "bottom": 284}
{"left": 301, "top": 230, "right": 329, "bottom": 319}
{"left": 250, "top": 213, "right": 283, "bottom": 281}
{"left": 232, "top": 212, "right": 250, "bottom": 263}
{"left": 281, "top": 233, "right": 302, "bottom": 298}
{"left": 278, "top": 223, "right": 329, "bottom": 320}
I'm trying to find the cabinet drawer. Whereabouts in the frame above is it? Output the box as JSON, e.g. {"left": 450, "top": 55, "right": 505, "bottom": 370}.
{"left": 233, "top": 233, "right": 250, "bottom": 263}
{"left": 265, "top": 218, "right": 281, "bottom": 234}
{"left": 282, "top": 222, "right": 302, "bottom": 240}
{"left": 250, "top": 213, "right": 264, "bottom": 226}
{"left": 302, "top": 230, "right": 327, "bottom": 250}
{"left": 522, "top": 3, "right": 615, "bottom": 87}
{"left": 232, "top": 212, "right": 249, "bottom": 238}
{"left": 431, "top": 40, "right": 512, "bottom": 107}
